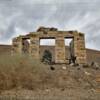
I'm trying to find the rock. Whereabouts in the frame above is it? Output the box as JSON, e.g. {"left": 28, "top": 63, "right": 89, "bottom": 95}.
{"left": 91, "top": 62, "right": 100, "bottom": 70}
{"left": 50, "top": 66, "right": 55, "bottom": 70}
{"left": 62, "top": 66, "right": 66, "bottom": 70}
{"left": 84, "top": 71, "right": 91, "bottom": 76}
{"left": 82, "top": 64, "right": 90, "bottom": 68}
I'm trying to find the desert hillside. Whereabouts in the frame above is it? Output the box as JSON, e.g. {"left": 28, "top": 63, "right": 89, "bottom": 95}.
{"left": 0, "top": 44, "right": 100, "bottom": 100}
{"left": 86, "top": 48, "right": 100, "bottom": 64}
{"left": 0, "top": 45, "right": 100, "bottom": 64}
{"left": 0, "top": 45, "right": 11, "bottom": 55}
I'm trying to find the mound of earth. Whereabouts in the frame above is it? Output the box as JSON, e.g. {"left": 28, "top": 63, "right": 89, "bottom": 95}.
{"left": 0, "top": 64, "right": 100, "bottom": 100}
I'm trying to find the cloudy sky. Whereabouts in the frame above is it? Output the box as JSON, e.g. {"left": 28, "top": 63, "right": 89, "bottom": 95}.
{"left": 0, "top": 0, "right": 100, "bottom": 50}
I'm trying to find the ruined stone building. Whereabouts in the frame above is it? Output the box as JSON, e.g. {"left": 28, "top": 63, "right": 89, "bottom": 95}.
{"left": 12, "top": 27, "right": 87, "bottom": 64}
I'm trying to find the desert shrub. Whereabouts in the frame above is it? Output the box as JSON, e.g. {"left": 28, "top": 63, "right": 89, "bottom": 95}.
{"left": 42, "top": 50, "right": 52, "bottom": 64}
{"left": 82, "top": 64, "right": 90, "bottom": 68}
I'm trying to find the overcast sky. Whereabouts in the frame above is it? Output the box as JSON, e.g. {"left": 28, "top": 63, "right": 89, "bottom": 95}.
{"left": 0, "top": 0, "right": 100, "bottom": 50}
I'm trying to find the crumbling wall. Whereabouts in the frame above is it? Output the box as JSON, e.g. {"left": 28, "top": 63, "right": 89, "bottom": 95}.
{"left": 73, "top": 32, "right": 87, "bottom": 64}
{"left": 37, "top": 27, "right": 58, "bottom": 32}
{"left": 30, "top": 35, "right": 40, "bottom": 59}
{"left": 12, "top": 37, "right": 22, "bottom": 54}
{"left": 55, "top": 36, "right": 66, "bottom": 63}
{"left": 12, "top": 27, "right": 87, "bottom": 64}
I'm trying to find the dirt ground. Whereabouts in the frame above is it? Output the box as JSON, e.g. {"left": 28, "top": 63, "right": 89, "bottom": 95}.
{"left": 0, "top": 88, "right": 100, "bottom": 100}
{"left": 0, "top": 64, "right": 100, "bottom": 100}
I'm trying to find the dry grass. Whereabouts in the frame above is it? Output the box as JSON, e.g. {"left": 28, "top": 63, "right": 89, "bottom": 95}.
{"left": 0, "top": 54, "right": 56, "bottom": 91}
{"left": 0, "top": 53, "right": 99, "bottom": 94}
{"left": 0, "top": 54, "right": 100, "bottom": 100}
{"left": 0, "top": 54, "right": 73, "bottom": 92}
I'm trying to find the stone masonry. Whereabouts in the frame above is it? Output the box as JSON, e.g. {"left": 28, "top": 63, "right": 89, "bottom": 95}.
{"left": 12, "top": 27, "right": 87, "bottom": 64}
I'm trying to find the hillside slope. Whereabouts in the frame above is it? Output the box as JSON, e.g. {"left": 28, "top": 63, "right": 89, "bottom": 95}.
{"left": 0, "top": 45, "right": 100, "bottom": 64}
{"left": 0, "top": 45, "right": 100, "bottom": 99}
{"left": 0, "top": 45, "right": 11, "bottom": 55}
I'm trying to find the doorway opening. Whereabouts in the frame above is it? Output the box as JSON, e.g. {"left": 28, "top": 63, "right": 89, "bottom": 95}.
{"left": 39, "top": 38, "right": 55, "bottom": 63}
{"left": 22, "top": 38, "right": 30, "bottom": 54}
{"left": 64, "top": 37, "right": 74, "bottom": 63}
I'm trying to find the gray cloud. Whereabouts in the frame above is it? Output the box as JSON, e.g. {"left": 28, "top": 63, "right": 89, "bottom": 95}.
{"left": 0, "top": 0, "right": 100, "bottom": 50}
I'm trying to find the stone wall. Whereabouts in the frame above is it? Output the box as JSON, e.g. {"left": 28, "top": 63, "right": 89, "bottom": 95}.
{"left": 12, "top": 27, "right": 87, "bottom": 64}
